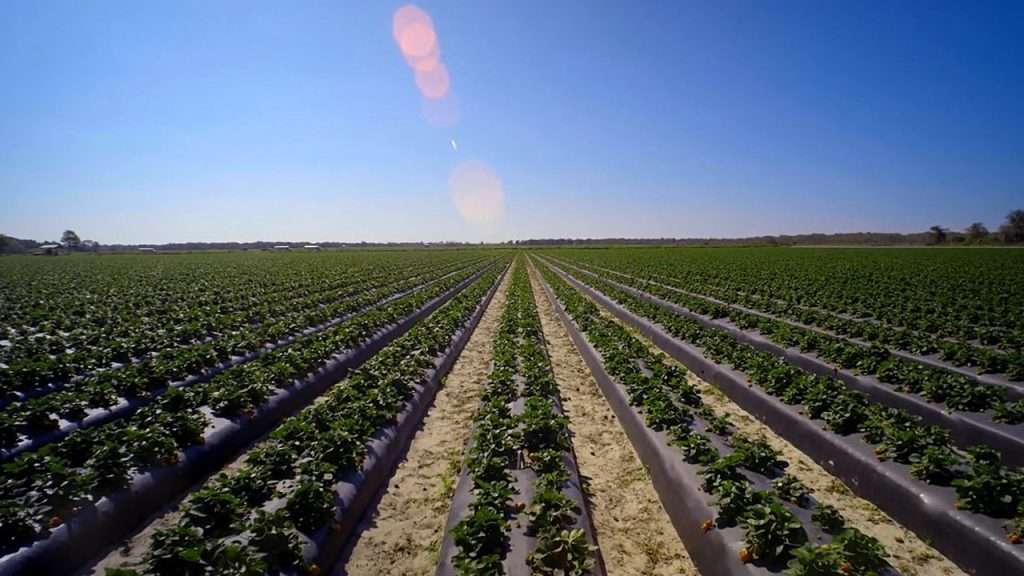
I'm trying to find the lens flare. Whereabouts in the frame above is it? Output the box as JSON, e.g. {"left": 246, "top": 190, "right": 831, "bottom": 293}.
{"left": 393, "top": 4, "right": 451, "bottom": 101}
{"left": 449, "top": 161, "right": 505, "bottom": 226}
{"left": 415, "top": 63, "right": 450, "bottom": 99}
{"left": 398, "top": 20, "right": 436, "bottom": 59}
{"left": 392, "top": 5, "right": 433, "bottom": 46}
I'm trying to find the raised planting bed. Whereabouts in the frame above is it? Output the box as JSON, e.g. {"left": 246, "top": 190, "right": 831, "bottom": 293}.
{"left": 0, "top": 259, "right": 489, "bottom": 462}
{"left": 436, "top": 262, "right": 603, "bottom": 576}
{"left": 0, "top": 252, "right": 489, "bottom": 402}
{"left": 549, "top": 258, "right": 1024, "bottom": 466}
{"left": 537, "top": 258, "right": 1024, "bottom": 575}
{"left": 543, "top": 246, "right": 1024, "bottom": 365}
{"left": 568, "top": 257, "right": 1024, "bottom": 388}
{"left": 0, "top": 261, "right": 502, "bottom": 576}
{"left": 98, "top": 261, "right": 509, "bottom": 576}
{"left": 535, "top": 259, "right": 899, "bottom": 576}
{"left": 0, "top": 256, "right": 470, "bottom": 410}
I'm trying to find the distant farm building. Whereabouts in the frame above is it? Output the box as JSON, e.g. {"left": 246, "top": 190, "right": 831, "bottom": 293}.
{"left": 273, "top": 245, "right": 292, "bottom": 251}
{"left": 34, "top": 244, "right": 63, "bottom": 256}
{"left": 138, "top": 247, "right": 156, "bottom": 253}
{"left": 303, "top": 245, "right": 322, "bottom": 251}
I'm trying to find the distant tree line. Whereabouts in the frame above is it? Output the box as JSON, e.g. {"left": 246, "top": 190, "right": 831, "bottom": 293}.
{"left": 927, "top": 209, "right": 1024, "bottom": 245}
{"left": 0, "top": 233, "right": 479, "bottom": 254}
{"left": 0, "top": 230, "right": 99, "bottom": 254}
{"left": 515, "top": 209, "right": 1024, "bottom": 247}
{"left": 3, "top": 209, "right": 1023, "bottom": 254}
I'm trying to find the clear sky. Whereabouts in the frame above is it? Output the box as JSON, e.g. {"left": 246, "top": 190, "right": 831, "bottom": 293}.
{"left": 2, "top": 1, "right": 1022, "bottom": 243}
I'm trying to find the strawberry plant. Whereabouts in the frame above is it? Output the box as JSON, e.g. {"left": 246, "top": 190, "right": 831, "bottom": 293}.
{"left": 145, "top": 525, "right": 207, "bottom": 576}
{"left": 741, "top": 500, "right": 806, "bottom": 563}
{"left": 953, "top": 447, "right": 1024, "bottom": 517}
{"left": 785, "top": 543, "right": 846, "bottom": 576}
{"left": 772, "top": 475, "right": 810, "bottom": 506}
{"left": 714, "top": 479, "right": 758, "bottom": 527}
{"left": 452, "top": 506, "right": 509, "bottom": 575}
{"left": 182, "top": 487, "right": 245, "bottom": 537}
{"left": 527, "top": 528, "right": 594, "bottom": 576}
{"left": 811, "top": 503, "right": 845, "bottom": 533}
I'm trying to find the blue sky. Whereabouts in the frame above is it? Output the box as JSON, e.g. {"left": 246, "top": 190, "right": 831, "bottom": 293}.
{"left": 1, "top": 1, "right": 1022, "bottom": 243}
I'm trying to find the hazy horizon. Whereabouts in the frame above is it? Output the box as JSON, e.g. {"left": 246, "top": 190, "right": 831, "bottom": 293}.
{"left": 3, "top": 1, "right": 1022, "bottom": 244}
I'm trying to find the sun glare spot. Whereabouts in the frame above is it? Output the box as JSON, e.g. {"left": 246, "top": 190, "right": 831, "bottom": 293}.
{"left": 449, "top": 161, "right": 505, "bottom": 226}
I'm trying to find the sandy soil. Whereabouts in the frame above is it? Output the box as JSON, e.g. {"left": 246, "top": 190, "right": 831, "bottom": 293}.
{"left": 527, "top": 260, "right": 698, "bottom": 576}
{"left": 340, "top": 263, "right": 514, "bottom": 576}
{"left": 579, "top": 272, "right": 965, "bottom": 576}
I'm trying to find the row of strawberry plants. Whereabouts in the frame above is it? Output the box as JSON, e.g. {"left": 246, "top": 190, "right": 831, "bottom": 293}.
{"left": 0, "top": 261, "right": 497, "bottom": 557}
{"left": 535, "top": 259, "right": 892, "bottom": 575}
{"left": 0, "top": 252, "right": 373, "bottom": 385}
{"left": 0, "top": 251, "right": 485, "bottom": 396}
{"left": 0, "top": 254, "right": 483, "bottom": 399}
{"left": 571, "top": 257, "right": 1023, "bottom": 382}
{"left": 443, "top": 262, "right": 598, "bottom": 575}
{"left": 548, "top": 247, "right": 1024, "bottom": 359}
{"left": 684, "top": 272, "right": 1020, "bottom": 378}
{"left": 0, "top": 257, "right": 482, "bottom": 454}
{"left": 555, "top": 257, "right": 1024, "bottom": 424}
{"left": 103, "top": 261, "right": 507, "bottom": 576}
{"left": 538, "top": 258, "right": 1024, "bottom": 555}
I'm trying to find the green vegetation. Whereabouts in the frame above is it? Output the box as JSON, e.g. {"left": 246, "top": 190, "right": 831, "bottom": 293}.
{"left": 105, "top": 259, "right": 505, "bottom": 575}
{"left": 538, "top": 259, "right": 889, "bottom": 572}
{"left": 450, "top": 261, "right": 595, "bottom": 575}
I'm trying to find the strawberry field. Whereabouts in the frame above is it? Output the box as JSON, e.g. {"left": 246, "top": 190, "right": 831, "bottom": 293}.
{"left": 0, "top": 247, "right": 1020, "bottom": 575}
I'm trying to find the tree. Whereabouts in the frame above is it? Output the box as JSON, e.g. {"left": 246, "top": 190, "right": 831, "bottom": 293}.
{"left": 0, "top": 235, "right": 29, "bottom": 254}
{"left": 61, "top": 230, "right": 81, "bottom": 250}
{"left": 965, "top": 222, "right": 989, "bottom": 242}
{"left": 1000, "top": 209, "right": 1024, "bottom": 243}
{"left": 928, "top": 225, "right": 947, "bottom": 245}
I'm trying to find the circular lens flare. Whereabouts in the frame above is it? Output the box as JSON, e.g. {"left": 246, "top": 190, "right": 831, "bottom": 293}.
{"left": 398, "top": 20, "right": 436, "bottom": 58}
{"left": 393, "top": 5, "right": 455, "bottom": 108}
{"left": 392, "top": 5, "right": 433, "bottom": 45}
{"left": 449, "top": 161, "right": 505, "bottom": 226}
{"left": 415, "top": 63, "right": 450, "bottom": 99}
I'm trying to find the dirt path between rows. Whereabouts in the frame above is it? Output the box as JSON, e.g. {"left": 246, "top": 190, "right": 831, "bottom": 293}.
{"left": 569, "top": 270, "right": 966, "bottom": 576}
{"left": 527, "top": 260, "right": 698, "bottom": 576}
{"left": 340, "top": 263, "right": 514, "bottom": 576}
